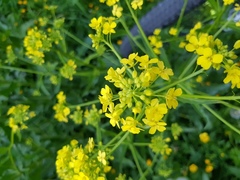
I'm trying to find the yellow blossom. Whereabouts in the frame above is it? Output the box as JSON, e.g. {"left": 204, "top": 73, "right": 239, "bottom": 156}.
{"left": 7, "top": 104, "right": 34, "bottom": 133}
{"left": 99, "top": 85, "right": 113, "bottom": 112}
{"left": 60, "top": 59, "right": 77, "bottom": 81}
{"left": 223, "top": 64, "right": 240, "bottom": 88}
{"left": 97, "top": 151, "right": 107, "bottom": 165}
{"left": 143, "top": 99, "right": 168, "bottom": 134}
{"left": 112, "top": 4, "right": 123, "bottom": 18}
{"left": 165, "top": 88, "right": 182, "bottom": 109}
{"left": 121, "top": 116, "right": 141, "bottom": 134}
{"left": 234, "top": 40, "right": 240, "bottom": 49}
{"left": 223, "top": 0, "right": 234, "bottom": 5}
{"left": 102, "top": 21, "right": 116, "bottom": 34}
{"left": 199, "top": 132, "right": 210, "bottom": 143}
{"left": 197, "top": 47, "right": 223, "bottom": 70}
{"left": 189, "top": 164, "right": 198, "bottom": 173}
{"left": 169, "top": 27, "right": 178, "bottom": 36}
{"left": 131, "top": 0, "right": 143, "bottom": 10}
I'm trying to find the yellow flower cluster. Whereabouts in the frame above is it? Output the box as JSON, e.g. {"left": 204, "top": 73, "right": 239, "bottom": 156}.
{"left": 6, "top": 45, "right": 16, "bottom": 64}
{"left": 84, "top": 104, "right": 102, "bottom": 127}
{"left": 60, "top": 59, "right": 77, "bottom": 81}
{"left": 7, "top": 104, "right": 35, "bottom": 133}
{"left": 204, "top": 159, "right": 214, "bottom": 173}
{"left": 53, "top": 91, "right": 71, "bottom": 122}
{"left": 89, "top": 16, "right": 117, "bottom": 49}
{"left": 148, "top": 29, "right": 163, "bottom": 55}
{"left": 24, "top": 17, "right": 63, "bottom": 65}
{"left": 56, "top": 138, "right": 111, "bottom": 180}
{"left": 23, "top": 27, "right": 52, "bottom": 65}
{"left": 185, "top": 22, "right": 240, "bottom": 88}
{"left": 149, "top": 135, "right": 172, "bottom": 156}
{"left": 99, "top": 53, "right": 182, "bottom": 134}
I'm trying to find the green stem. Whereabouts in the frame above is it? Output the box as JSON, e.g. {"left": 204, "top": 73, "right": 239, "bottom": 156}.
{"left": 155, "top": 69, "right": 204, "bottom": 93}
{"left": 103, "top": 40, "right": 122, "bottom": 62}
{"left": 140, "top": 153, "right": 160, "bottom": 180}
{"left": 181, "top": 94, "right": 240, "bottom": 101}
{"left": 213, "top": 8, "right": 237, "bottom": 38}
{"left": 103, "top": 131, "right": 125, "bottom": 150}
{"left": 178, "top": 55, "right": 198, "bottom": 79}
{"left": 119, "top": 19, "right": 146, "bottom": 53}
{"left": 175, "top": 0, "right": 188, "bottom": 33}
{"left": 0, "top": 65, "right": 50, "bottom": 75}
{"left": 68, "top": 99, "right": 100, "bottom": 108}
{"left": 125, "top": 0, "right": 156, "bottom": 57}
{"left": 8, "top": 131, "right": 21, "bottom": 174}
{"left": 129, "top": 143, "right": 144, "bottom": 179}
{"left": 203, "top": 104, "right": 240, "bottom": 135}
{"left": 62, "top": 29, "right": 93, "bottom": 50}
{"left": 109, "top": 132, "right": 129, "bottom": 154}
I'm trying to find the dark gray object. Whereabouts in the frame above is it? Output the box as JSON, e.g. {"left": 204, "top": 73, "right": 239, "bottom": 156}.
{"left": 120, "top": 0, "right": 205, "bottom": 57}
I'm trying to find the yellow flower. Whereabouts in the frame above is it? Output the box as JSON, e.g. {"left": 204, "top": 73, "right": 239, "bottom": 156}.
{"left": 152, "top": 61, "right": 174, "bottom": 80}
{"left": 102, "top": 21, "right": 116, "bottom": 34}
{"left": 112, "top": 4, "right": 123, "bottom": 18}
{"left": 197, "top": 47, "right": 223, "bottom": 70}
{"left": 185, "top": 34, "right": 209, "bottom": 54}
{"left": 143, "top": 99, "right": 168, "bottom": 134}
{"left": 97, "top": 151, "right": 107, "bottom": 165}
{"left": 73, "top": 172, "right": 89, "bottom": 180}
{"left": 89, "top": 17, "right": 103, "bottom": 30}
{"left": 223, "top": 64, "right": 240, "bottom": 88}
{"left": 60, "top": 59, "right": 77, "bottom": 81}
{"left": 131, "top": 0, "right": 143, "bottom": 10}
{"left": 105, "top": 103, "right": 122, "bottom": 128}
{"left": 223, "top": 0, "right": 234, "bottom": 6}
{"left": 169, "top": 27, "right": 178, "bottom": 36}
{"left": 99, "top": 85, "right": 113, "bottom": 112}
{"left": 234, "top": 40, "right": 240, "bottom": 49}
{"left": 205, "top": 165, "right": 214, "bottom": 173}
{"left": 165, "top": 88, "right": 182, "bottom": 109}
{"left": 7, "top": 104, "right": 33, "bottom": 133}
{"left": 199, "top": 132, "right": 210, "bottom": 143}
{"left": 189, "top": 164, "right": 198, "bottom": 173}
{"left": 121, "top": 116, "right": 141, "bottom": 134}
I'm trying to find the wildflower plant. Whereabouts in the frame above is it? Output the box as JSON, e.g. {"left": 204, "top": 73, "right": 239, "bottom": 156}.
{"left": 1, "top": 0, "right": 240, "bottom": 180}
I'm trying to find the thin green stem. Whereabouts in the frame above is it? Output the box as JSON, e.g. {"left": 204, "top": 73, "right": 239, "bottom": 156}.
{"left": 68, "top": 99, "right": 100, "bottom": 108}
{"left": 62, "top": 29, "right": 93, "bottom": 50}
{"left": 203, "top": 104, "right": 240, "bottom": 135}
{"left": 0, "top": 65, "right": 50, "bottom": 75}
{"left": 109, "top": 132, "right": 129, "bottom": 154}
{"left": 140, "top": 153, "right": 160, "bottom": 180}
{"left": 129, "top": 144, "right": 144, "bottom": 179}
{"left": 181, "top": 94, "right": 240, "bottom": 101}
{"left": 178, "top": 55, "right": 198, "bottom": 79}
{"left": 155, "top": 69, "right": 204, "bottom": 93}
{"left": 119, "top": 19, "right": 146, "bottom": 53}
{"left": 8, "top": 131, "right": 21, "bottom": 174}
{"left": 175, "top": 0, "right": 188, "bottom": 33}
{"left": 103, "top": 131, "right": 125, "bottom": 150}
{"left": 103, "top": 40, "right": 122, "bottom": 62}
{"left": 125, "top": 0, "right": 156, "bottom": 57}
{"left": 213, "top": 9, "right": 237, "bottom": 38}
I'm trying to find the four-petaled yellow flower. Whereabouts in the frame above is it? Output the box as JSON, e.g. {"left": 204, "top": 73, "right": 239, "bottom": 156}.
{"left": 197, "top": 48, "right": 223, "bottom": 70}
{"left": 165, "top": 88, "right": 182, "bottom": 109}
{"left": 131, "top": 0, "right": 143, "bottom": 10}
{"left": 121, "top": 116, "right": 141, "bottom": 134}
{"left": 97, "top": 150, "right": 107, "bottom": 165}
{"left": 103, "top": 21, "right": 116, "bottom": 34}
